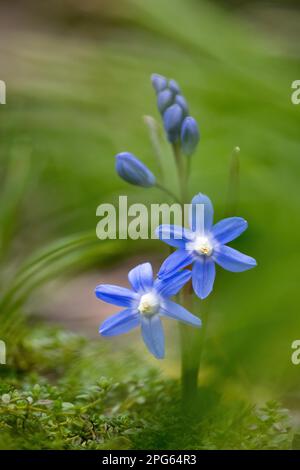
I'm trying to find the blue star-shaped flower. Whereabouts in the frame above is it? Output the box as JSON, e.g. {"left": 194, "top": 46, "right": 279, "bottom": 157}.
{"left": 95, "top": 262, "right": 201, "bottom": 359}
{"left": 156, "top": 193, "right": 257, "bottom": 299}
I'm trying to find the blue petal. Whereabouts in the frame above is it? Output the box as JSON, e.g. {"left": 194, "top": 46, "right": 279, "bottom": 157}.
{"left": 212, "top": 217, "right": 248, "bottom": 244}
{"left": 141, "top": 315, "right": 165, "bottom": 359}
{"left": 213, "top": 245, "right": 257, "bottom": 272}
{"left": 158, "top": 249, "right": 194, "bottom": 279}
{"left": 160, "top": 299, "right": 201, "bottom": 327}
{"left": 95, "top": 284, "right": 138, "bottom": 307}
{"left": 156, "top": 224, "right": 193, "bottom": 248}
{"left": 192, "top": 258, "right": 216, "bottom": 299}
{"left": 99, "top": 309, "right": 140, "bottom": 336}
{"left": 189, "top": 193, "right": 214, "bottom": 232}
{"left": 154, "top": 269, "right": 191, "bottom": 297}
{"left": 128, "top": 262, "right": 153, "bottom": 293}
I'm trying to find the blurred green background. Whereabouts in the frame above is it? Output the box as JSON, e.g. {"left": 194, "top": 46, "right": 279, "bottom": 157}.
{"left": 0, "top": 0, "right": 300, "bottom": 443}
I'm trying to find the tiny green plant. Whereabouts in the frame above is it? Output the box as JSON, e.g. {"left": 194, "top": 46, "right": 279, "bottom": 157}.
{"left": 0, "top": 325, "right": 292, "bottom": 450}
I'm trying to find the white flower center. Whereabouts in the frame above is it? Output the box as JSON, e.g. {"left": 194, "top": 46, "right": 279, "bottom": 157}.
{"left": 187, "top": 235, "right": 213, "bottom": 256}
{"left": 138, "top": 292, "right": 160, "bottom": 316}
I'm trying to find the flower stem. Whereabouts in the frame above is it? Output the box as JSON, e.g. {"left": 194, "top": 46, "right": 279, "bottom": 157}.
{"left": 186, "top": 155, "right": 192, "bottom": 187}
{"left": 179, "top": 284, "right": 199, "bottom": 406}
{"left": 180, "top": 291, "right": 213, "bottom": 411}
{"left": 172, "top": 142, "right": 188, "bottom": 203}
{"left": 171, "top": 142, "right": 202, "bottom": 406}
{"left": 155, "top": 183, "right": 181, "bottom": 204}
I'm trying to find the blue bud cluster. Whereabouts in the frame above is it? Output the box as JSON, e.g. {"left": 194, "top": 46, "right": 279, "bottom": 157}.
{"left": 151, "top": 73, "right": 200, "bottom": 155}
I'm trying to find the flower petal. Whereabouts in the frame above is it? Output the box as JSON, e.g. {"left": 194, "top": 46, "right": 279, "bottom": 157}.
{"left": 157, "top": 249, "right": 194, "bottom": 279}
{"left": 95, "top": 284, "right": 138, "bottom": 307}
{"left": 99, "top": 309, "right": 140, "bottom": 336}
{"left": 192, "top": 258, "right": 216, "bottom": 299}
{"left": 160, "top": 299, "right": 201, "bottom": 327}
{"left": 154, "top": 269, "right": 192, "bottom": 297}
{"left": 212, "top": 217, "right": 248, "bottom": 244}
{"left": 156, "top": 224, "right": 193, "bottom": 249}
{"left": 141, "top": 315, "right": 165, "bottom": 359}
{"left": 213, "top": 245, "right": 257, "bottom": 272}
{"left": 128, "top": 262, "right": 153, "bottom": 293}
{"left": 189, "top": 193, "right": 214, "bottom": 232}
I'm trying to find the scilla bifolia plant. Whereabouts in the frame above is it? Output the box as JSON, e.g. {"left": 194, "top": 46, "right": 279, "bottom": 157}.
{"left": 95, "top": 74, "right": 256, "bottom": 404}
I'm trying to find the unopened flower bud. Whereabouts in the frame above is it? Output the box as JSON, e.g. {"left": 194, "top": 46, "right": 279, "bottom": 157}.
{"left": 169, "top": 79, "right": 181, "bottom": 94}
{"left": 163, "top": 104, "right": 183, "bottom": 142}
{"left": 157, "top": 89, "right": 174, "bottom": 114}
{"left": 175, "top": 94, "right": 189, "bottom": 116}
{"left": 151, "top": 73, "right": 168, "bottom": 93}
{"left": 181, "top": 116, "right": 200, "bottom": 156}
{"left": 115, "top": 152, "right": 156, "bottom": 187}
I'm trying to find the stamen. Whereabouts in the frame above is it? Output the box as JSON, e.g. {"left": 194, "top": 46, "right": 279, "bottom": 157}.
{"left": 138, "top": 292, "right": 160, "bottom": 316}
{"left": 187, "top": 235, "right": 213, "bottom": 256}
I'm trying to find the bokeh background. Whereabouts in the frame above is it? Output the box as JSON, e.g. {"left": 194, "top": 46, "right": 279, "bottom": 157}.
{"left": 0, "top": 0, "right": 300, "bottom": 448}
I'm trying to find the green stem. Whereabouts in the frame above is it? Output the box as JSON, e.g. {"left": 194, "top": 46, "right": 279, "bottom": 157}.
{"left": 179, "top": 284, "right": 199, "bottom": 406}
{"left": 181, "top": 147, "right": 240, "bottom": 404}
{"left": 155, "top": 183, "right": 181, "bottom": 204}
{"left": 172, "top": 142, "right": 188, "bottom": 203}
{"left": 180, "top": 293, "right": 213, "bottom": 411}
{"left": 186, "top": 155, "right": 192, "bottom": 187}
{"left": 80, "top": 396, "right": 103, "bottom": 412}
{"left": 171, "top": 142, "right": 202, "bottom": 406}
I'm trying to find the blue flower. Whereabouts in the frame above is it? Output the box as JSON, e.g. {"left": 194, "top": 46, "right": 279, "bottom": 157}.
{"left": 156, "top": 193, "right": 257, "bottom": 299}
{"left": 181, "top": 116, "right": 200, "bottom": 156}
{"left": 96, "top": 262, "right": 201, "bottom": 359}
{"left": 115, "top": 152, "right": 156, "bottom": 187}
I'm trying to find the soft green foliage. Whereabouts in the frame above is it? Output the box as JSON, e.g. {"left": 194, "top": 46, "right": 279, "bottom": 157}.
{"left": 0, "top": 326, "right": 294, "bottom": 450}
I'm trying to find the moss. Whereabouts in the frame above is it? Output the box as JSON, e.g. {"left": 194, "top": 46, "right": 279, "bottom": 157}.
{"left": 0, "top": 324, "right": 294, "bottom": 450}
